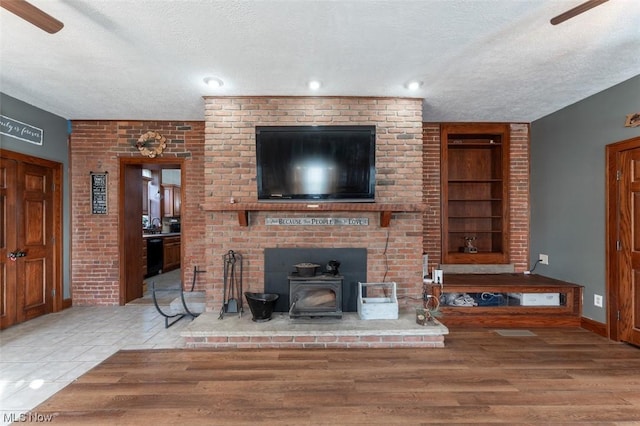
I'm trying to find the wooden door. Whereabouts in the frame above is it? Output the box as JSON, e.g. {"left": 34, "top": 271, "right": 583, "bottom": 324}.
{"left": 0, "top": 158, "right": 18, "bottom": 328}
{"left": 0, "top": 155, "right": 55, "bottom": 328}
{"left": 617, "top": 147, "right": 640, "bottom": 345}
{"left": 122, "top": 164, "right": 143, "bottom": 303}
{"left": 19, "top": 162, "right": 54, "bottom": 321}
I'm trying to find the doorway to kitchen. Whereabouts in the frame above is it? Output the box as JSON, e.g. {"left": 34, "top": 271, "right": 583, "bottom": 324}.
{"left": 119, "top": 158, "right": 184, "bottom": 305}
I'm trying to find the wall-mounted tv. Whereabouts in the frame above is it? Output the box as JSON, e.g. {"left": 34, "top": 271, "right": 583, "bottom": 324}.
{"left": 256, "top": 125, "right": 376, "bottom": 202}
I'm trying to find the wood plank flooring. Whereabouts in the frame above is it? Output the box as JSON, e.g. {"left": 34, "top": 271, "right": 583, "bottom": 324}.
{"left": 33, "top": 328, "right": 640, "bottom": 425}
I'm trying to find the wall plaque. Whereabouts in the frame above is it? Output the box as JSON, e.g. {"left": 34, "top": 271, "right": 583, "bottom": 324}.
{"left": 625, "top": 112, "right": 640, "bottom": 128}
{"left": 90, "top": 172, "right": 108, "bottom": 214}
{"left": 265, "top": 217, "right": 369, "bottom": 226}
{"left": 0, "top": 115, "right": 44, "bottom": 145}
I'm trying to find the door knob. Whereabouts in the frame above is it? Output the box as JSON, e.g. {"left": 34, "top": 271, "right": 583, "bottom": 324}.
{"left": 7, "top": 250, "right": 26, "bottom": 261}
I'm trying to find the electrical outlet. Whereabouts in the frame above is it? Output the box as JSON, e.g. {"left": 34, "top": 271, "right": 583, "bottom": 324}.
{"left": 594, "top": 294, "right": 603, "bottom": 308}
{"left": 539, "top": 254, "right": 549, "bottom": 265}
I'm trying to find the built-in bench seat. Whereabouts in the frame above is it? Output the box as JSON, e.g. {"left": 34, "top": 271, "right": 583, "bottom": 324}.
{"left": 434, "top": 273, "right": 582, "bottom": 327}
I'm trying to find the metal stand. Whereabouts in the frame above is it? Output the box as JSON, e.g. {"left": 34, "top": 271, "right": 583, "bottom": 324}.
{"left": 219, "top": 250, "right": 243, "bottom": 319}
{"left": 152, "top": 266, "right": 206, "bottom": 328}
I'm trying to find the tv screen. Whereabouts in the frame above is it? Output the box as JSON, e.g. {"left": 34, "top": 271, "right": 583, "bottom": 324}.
{"left": 256, "top": 125, "right": 376, "bottom": 202}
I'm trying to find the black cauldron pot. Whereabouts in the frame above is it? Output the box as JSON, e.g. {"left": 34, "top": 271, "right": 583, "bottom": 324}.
{"left": 294, "top": 263, "right": 320, "bottom": 277}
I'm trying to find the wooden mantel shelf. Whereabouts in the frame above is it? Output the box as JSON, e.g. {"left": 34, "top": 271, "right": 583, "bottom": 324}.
{"left": 202, "top": 202, "right": 425, "bottom": 227}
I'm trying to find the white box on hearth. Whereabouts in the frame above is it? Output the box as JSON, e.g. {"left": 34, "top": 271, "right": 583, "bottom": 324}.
{"left": 357, "top": 282, "right": 398, "bottom": 320}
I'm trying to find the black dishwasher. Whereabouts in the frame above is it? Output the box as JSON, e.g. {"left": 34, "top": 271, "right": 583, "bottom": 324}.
{"left": 146, "top": 238, "right": 163, "bottom": 277}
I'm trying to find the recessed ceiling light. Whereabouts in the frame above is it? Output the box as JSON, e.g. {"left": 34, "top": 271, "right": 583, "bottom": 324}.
{"left": 204, "top": 77, "right": 224, "bottom": 88}
{"left": 407, "top": 81, "right": 423, "bottom": 91}
{"left": 308, "top": 80, "right": 322, "bottom": 90}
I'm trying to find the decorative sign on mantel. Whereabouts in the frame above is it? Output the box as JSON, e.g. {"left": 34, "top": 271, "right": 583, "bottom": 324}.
{"left": 0, "top": 115, "right": 43, "bottom": 145}
{"left": 90, "top": 172, "right": 108, "bottom": 215}
{"left": 266, "top": 217, "right": 369, "bottom": 226}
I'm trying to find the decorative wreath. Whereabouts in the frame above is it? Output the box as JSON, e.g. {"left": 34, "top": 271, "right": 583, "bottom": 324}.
{"left": 135, "top": 131, "right": 167, "bottom": 158}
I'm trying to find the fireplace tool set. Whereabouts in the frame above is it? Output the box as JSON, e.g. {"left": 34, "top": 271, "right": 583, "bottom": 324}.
{"left": 219, "top": 250, "right": 243, "bottom": 319}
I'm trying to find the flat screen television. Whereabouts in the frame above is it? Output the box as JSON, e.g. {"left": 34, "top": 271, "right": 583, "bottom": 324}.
{"left": 256, "top": 125, "right": 376, "bottom": 202}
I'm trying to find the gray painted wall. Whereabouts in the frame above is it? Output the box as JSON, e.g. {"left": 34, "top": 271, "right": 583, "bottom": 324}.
{"left": 0, "top": 93, "right": 71, "bottom": 298}
{"left": 530, "top": 74, "right": 640, "bottom": 323}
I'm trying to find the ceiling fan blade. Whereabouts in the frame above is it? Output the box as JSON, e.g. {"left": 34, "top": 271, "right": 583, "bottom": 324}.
{"left": 1, "top": 0, "right": 64, "bottom": 33}
{"left": 550, "top": 0, "right": 608, "bottom": 25}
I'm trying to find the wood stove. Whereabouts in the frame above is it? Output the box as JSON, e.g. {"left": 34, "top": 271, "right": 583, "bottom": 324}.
{"left": 264, "top": 248, "right": 367, "bottom": 313}
{"left": 288, "top": 274, "right": 343, "bottom": 319}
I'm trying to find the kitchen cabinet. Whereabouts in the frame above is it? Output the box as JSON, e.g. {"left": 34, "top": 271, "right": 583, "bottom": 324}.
{"left": 163, "top": 235, "right": 181, "bottom": 272}
{"left": 142, "top": 177, "right": 152, "bottom": 215}
{"left": 143, "top": 233, "right": 181, "bottom": 276}
{"left": 163, "top": 185, "right": 181, "bottom": 217}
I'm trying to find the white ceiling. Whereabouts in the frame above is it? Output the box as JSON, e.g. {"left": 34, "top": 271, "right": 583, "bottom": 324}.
{"left": 1, "top": 0, "right": 639, "bottom": 122}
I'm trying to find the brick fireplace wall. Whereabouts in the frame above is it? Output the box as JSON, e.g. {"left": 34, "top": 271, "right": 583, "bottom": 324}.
{"left": 70, "top": 121, "right": 206, "bottom": 305}
{"left": 67, "top": 110, "right": 529, "bottom": 307}
{"left": 202, "top": 97, "right": 425, "bottom": 311}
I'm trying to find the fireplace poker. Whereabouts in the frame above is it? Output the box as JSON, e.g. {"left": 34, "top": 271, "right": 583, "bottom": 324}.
{"left": 219, "top": 250, "right": 243, "bottom": 319}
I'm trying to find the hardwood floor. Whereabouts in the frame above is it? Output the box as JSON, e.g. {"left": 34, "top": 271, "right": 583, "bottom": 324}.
{"left": 34, "top": 328, "right": 640, "bottom": 425}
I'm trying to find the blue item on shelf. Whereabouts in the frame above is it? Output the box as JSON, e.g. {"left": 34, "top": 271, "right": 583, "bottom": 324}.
{"left": 473, "top": 292, "right": 506, "bottom": 307}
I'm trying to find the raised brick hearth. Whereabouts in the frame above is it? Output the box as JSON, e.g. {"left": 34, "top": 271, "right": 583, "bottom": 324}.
{"left": 182, "top": 311, "right": 448, "bottom": 349}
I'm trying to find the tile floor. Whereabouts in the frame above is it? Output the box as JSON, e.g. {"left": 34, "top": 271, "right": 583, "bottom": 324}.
{"left": 0, "top": 272, "right": 188, "bottom": 424}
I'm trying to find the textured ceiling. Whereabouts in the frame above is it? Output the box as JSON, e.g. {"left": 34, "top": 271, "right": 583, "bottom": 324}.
{"left": 1, "top": 0, "right": 638, "bottom": 122}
